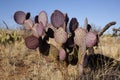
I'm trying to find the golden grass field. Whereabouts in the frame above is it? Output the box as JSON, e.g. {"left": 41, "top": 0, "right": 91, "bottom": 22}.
{"left": 0, "top": 29, "right": 120, "bottom": 80}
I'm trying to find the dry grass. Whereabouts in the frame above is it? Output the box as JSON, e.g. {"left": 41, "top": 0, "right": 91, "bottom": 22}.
{"left": 0, "top": 30, "right": 120, "bottom": 80}
{"left": 95, "top": 35, "right": 120, "bottom": 60}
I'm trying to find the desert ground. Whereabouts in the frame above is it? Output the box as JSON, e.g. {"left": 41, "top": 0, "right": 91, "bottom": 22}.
{"left": 0, "top": 29, "right": 120, "bottom": 80}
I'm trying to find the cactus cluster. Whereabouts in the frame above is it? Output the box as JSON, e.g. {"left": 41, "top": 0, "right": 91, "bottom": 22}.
{"left": 14, "top": 10, "right": 98, "bottom": 65}
{"left": 0, "top": 29, "right": 22, "bottom": 45}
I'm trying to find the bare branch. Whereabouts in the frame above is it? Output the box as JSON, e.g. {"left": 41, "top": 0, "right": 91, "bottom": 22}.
{"left": 113, "top": 28, "right": 120, "bottom": 31}
{"left": 2, "top": 20, "right": 9, "bottom": 29}
{"left": 98, "top": 22, "right": 116, "bottom": 36}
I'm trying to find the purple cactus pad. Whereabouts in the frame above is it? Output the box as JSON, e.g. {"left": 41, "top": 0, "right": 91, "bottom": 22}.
{"left": 59, "top": 48, "right": 66, "bottom": 60}
{"left": 38, "top": 11, "right": 48, "bottom": 28}
{"left": 33, "top": 22, "right": 44, "bottom": 37}
{"left": 25, "top": 35, "right": 39, "bottom": 49}
{"left": 86, "top": 32, "right": 97, "bottom": 47}
{"left": 14, "top": 11, "right": 26, "bottom": 24}
{"left": 51, "top": 10, "right": 65, "bottom": 28}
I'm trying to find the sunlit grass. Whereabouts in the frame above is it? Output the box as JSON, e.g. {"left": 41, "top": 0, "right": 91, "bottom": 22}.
{"left": 0, "top": 29, "right": 120, "bottom": 80}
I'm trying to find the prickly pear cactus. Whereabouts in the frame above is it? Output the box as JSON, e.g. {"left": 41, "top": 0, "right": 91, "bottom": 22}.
{"left": 23, "top": 19, "right": 33, "bottom": 30}
{"left": 74, "top": 28, "right": 88, "bottom": 75}
{"left": 14, "top": 11, "right": 26, "bottom": 24}
{"left": 54, "top": 27, "right": 68, "bottom": 44}
{"left": 69, "top": 18, "right": 78, "bottom": 33}
{"left": 32, "top": 22, "right": 44, "bottom": 38}
{"left": 38, "top": 11, "right": 48, "bottom": 29}
{"left": 25, "top": 35, "right": 39, "bottom": 49}
{"left": 51, "top": 10, "right": 65, "bottom": 28}
{"left": 85, "top": 31, "right": 97, "bottom": 47}
{"left": 84, "top": 18, "right": 88, "bottom": 30}
{"left": 74, "top": 28, "right": 87, "bottom": 46}
{"left": 59, "top": 48, "right": 66, "bottom": 60}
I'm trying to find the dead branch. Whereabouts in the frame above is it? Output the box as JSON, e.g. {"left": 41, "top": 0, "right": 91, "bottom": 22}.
{"left": 113, "top": 28, "right": 120, "bottom": 32}
{"left": 2, "top": 20, "right": 9, "bottom": 29}
{"left": 112, "top": 28, "right": 120, "bottom": 37}
{"left": 98, "top": 22, "right": 116, "bottom": 37}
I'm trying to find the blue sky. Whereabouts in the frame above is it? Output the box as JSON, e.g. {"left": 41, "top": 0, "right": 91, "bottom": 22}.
{"left": 0, "top": 0, "right": 120, "bottom": 33}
